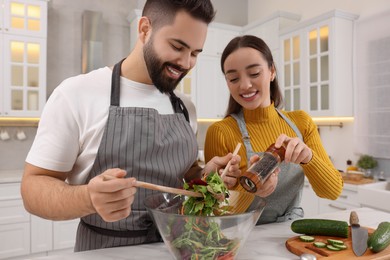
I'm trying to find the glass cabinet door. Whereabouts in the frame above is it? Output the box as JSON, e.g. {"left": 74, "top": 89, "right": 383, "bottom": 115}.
{"left": 282, "top": 35, "right": 301, "bottom": 111}
{"left": 3, "top": 0, "right": 47, "bottom": 37}
{"left": 308, "top": 25, "right": 330, "bottom": 112}
{"left": 176, "top": 69, "right": 195, "bottom": 102}
{"left": 3, "top": 34, "right": 45, "bottom": 116}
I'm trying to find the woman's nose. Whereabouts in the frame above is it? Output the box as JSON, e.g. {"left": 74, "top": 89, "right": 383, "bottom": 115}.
{"left": 240, "top": 77, "right": 252, "bottom": 90}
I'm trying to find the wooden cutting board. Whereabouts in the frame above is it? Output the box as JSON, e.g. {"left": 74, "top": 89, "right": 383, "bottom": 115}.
{"left": 286, "top": 227, "right": 390, "bottom": 259}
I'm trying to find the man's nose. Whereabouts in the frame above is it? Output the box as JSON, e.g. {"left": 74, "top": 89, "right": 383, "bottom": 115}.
{"left": 177, "top": 52, "right": 193, "bottom": 70}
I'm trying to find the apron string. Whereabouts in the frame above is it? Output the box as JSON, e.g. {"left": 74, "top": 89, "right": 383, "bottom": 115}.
{"left": 110, "top": 59, "right": 190, "bottom": 123}
{"left": 110, "top": 58, "right": 126, "bottom": 106}
{"left": 169, "top": 91, "right": 190, "bottom": 122}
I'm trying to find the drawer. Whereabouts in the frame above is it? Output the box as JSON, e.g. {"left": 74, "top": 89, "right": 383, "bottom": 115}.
{"left": 336, "top": 189, "right": 359, "bottom": 206}
{"left": 0, "top": 199, "right": 30, "bottom": 224}
{"left": 0, "top": 183, "right": 21, "bottom": 200}
{"left": 319, "top": 199, "right": 359, "bottom": 214}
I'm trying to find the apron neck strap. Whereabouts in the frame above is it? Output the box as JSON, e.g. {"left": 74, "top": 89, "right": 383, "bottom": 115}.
{"left": 169, "top": 91, "right": 190, "bottom": 122}
{"left": 110, "top": 59, "right": 190, "bottom": 123}
{"left": 110, "top": 58, "right": 126, "bottom": 106}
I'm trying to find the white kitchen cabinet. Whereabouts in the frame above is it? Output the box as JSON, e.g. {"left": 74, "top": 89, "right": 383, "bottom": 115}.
{"left": 202, "top": 25, "right": 241, "bottom": 57}
{"left": 31, "top": 217, "right": 78, "bottom": 253}
{"left": 319, "top": 186, "right": 360, "bottom": 214}
{"left": 53, "top": 219, "right": 79, "bottom": 250}
{"left": 301, "top": 180, "right": 319, "bottom": 217}
{"left": 301, "top": 180, "right": 361, "bottom": 216}
{"left": 195, "top": 55, "right": 230, "bottom": 119}
{"left": 0, "top": 183, "right": 30, "bottom": 259}
{"left": 31, "top": 215, "right": 52, "bottom": 253}
{"left": 243, "top": 11, "right": 301, "bottom": 52}
{"left": 0, "top": 0, "right": 47, "bottom": 117}
{"left": 280, "top": 10, "right": 359, "bottom": 117}
{"left": 0, "top": 181, "right": 77, "bottom": 259}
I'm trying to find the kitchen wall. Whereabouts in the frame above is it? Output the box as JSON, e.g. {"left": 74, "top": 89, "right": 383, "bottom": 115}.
{"left": 247, "top": 0, "right": 390, "bottom": 23}
{"left": 0, "top": 0, "right": 248, "bottom": 171}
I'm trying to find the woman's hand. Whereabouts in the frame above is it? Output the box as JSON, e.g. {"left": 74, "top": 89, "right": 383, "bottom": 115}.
{"left": 204, "top": 153, "right": 241, "bottom": 189}
{"left": 247, "top": 154, "right": 280, "bottom": 197}
{"left": 275, "top": 134, "right": 312, "bottom": 164}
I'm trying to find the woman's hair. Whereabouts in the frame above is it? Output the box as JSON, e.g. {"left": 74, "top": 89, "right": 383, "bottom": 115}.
{"left": 142, "top": 0, "right": 215, "bottom": 31}
{"left": 220, "top": 35, "right": 283, "bottom": 116}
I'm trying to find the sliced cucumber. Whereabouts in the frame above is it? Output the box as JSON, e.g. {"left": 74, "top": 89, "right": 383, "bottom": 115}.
{"left": 299, "top": 235, "right": 315, "bottom": 242}
{"left": 326, "top": 244, "right": 341, "bottom": 251}
{"left": 313, "top": 242, "right": 326, "bottom": 248}
{"left": 327, "top": 239, "right": 345, "bottom": 246}
{"left": 333, "top": 244, "right": 348, "bottom": 250}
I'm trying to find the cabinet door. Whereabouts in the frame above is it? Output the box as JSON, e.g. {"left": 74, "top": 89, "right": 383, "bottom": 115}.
{"left": 195, "top": 55, "right": 229, "bottom": 119}
{"left": 281, "top": 33, "right": 302, "bottom": 111}
{"left": 31, "top": 215, "right": 53, "bottom": 253}
{"left": 0, "top": 222, "right": 30, "bottom": 259}
{"left": 53, "top": 220, "right": 79, "bottom": 250}
{"left": 202, "top": 27, "right": 239, "bottom": 56}
{"left": 306, "top": 22, "right": 330, "bottom": 115}
{"left": 0, "top": 34, "right": 3, "bottom": 115}
{"left": 3, "top": 0, "right": 47, "bottom": 37}
{"left": 300, "top": 181, "right": 319, "bottom": 217}
{"left": 319, "top": 188, "right": 360, "bottom": 214}
{"left": 215, "top": 29, "right": 240, "bottom": 56}
{"left": 176, "top": 69, "right": 196, "bottom": 104}
{"left": 2, "top": 34, "right": 46, "bottom": 117}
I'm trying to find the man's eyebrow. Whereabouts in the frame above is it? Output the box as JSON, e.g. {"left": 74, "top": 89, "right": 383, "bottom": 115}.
{"left": 171, "top": 39, "right": 203, "bottom": 53}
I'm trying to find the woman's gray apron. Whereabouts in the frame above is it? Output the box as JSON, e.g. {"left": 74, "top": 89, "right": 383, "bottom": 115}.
{"left": 74, "top": 59, "right": 198, "bottom": 251}
{"left": 231, "top": 109, "right": 304, "bottom": 224}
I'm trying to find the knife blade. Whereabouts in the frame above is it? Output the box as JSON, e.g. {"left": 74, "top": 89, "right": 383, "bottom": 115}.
{"left": 350, "top": 211, "right": 368, "bottom": 256}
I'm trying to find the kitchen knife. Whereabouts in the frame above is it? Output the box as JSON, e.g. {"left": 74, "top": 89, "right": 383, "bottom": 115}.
{"left": 350, "top": 211, "right": 368, "bottom": 256}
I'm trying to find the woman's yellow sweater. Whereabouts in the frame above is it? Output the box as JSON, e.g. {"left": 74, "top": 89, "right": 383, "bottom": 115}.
{"left": 204, "top": 104, "right": 343, "bottom": 200}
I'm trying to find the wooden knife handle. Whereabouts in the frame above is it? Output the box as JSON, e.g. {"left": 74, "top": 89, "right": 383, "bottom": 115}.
{"left": 350, "top": 211, "right": 360, "bottom": 226}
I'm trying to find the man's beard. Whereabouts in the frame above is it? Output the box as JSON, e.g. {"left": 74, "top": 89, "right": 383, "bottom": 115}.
{"left": 143, "top": 38, "right": 188, "bottom": 94}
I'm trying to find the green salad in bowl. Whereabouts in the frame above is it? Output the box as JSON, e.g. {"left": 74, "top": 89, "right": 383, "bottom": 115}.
{"left": 144, "top": 172, "right": 266, "bottom": 260}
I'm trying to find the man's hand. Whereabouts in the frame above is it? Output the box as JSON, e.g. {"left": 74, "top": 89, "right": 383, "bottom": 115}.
{"left": 87, "top": 168, "right": 137, "bottom": 222}
{"left": 247, "top": 154, "right": 280, "bottom": 197}
{"left": 204, "top": 153, "right": 241, "bottom": 189}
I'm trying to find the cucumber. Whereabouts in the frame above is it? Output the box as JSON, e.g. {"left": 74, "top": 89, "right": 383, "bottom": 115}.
{"left": 368, "top": 221, "right": 390, "bottom": 253}
{"left": 313, "top": 242, "right": 326, "bottom": 248}
{"left": 291, "top": 219, "right": 349, "bottom": 238}
{"left": 326, "top": 244, "right": 341, "bottom": 251}
{"left": 299, "top": 235, "right": 315, "bottom": 242}
{"left": 333, "top": 244, "right": 348, "bottom": 250}
{"left": 327, "top": 239, "right": 345, "bottom": 246}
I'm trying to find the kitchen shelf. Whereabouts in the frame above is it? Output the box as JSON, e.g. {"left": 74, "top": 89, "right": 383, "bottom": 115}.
{"left": 0, "top": 118, "right": 39, "bottom": 127}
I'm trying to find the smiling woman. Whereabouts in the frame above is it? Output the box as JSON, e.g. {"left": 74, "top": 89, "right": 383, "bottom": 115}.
{"left": 205, "top": 35, "right": 343, "bottom": 225}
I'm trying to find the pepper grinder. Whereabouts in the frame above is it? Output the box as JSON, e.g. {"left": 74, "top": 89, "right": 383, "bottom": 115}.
{"left": 239, "top": 143, "right": 285, "bottom": 195}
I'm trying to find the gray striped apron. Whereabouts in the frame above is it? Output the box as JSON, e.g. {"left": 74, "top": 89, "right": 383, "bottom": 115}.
{"left": 231, "top": 109, "right": 305, "bottom": 224}
{"left": 74, "top": 59, "right": 198, "bottom": 251}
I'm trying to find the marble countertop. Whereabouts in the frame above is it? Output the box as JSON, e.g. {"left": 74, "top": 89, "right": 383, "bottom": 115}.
{"left": 25, "top": 207, "right": 390, "bottom": 260}
{"left": 0, "top": 169, "right": 23, "bottom": 183}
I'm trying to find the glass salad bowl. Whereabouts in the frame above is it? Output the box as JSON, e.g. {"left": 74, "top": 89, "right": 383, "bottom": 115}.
{"left": 144, "top": 190, "right": 266, "bottom": 260}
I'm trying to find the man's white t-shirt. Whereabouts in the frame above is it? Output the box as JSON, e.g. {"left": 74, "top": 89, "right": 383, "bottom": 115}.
{"left": 26, "top": 67, "right": 197, "bottom": 185}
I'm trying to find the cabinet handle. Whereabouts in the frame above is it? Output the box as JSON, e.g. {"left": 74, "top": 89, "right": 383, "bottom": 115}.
{"left": 328, "top": 204, "right": 347, "bottom": 210}
{"left": 339, "top": 195, "right": 348, "bottom": 199}
{"left": 304, "top": 184, "right": 310, "bottom": 188}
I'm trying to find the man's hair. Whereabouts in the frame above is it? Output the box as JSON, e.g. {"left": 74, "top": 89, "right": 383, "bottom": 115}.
{"left": 142, "top": 0, "right": 215, "bottom": 30}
